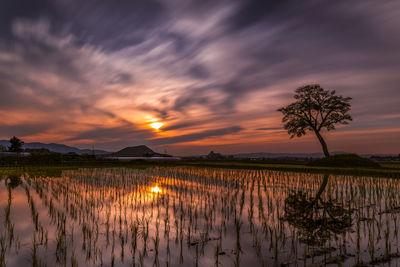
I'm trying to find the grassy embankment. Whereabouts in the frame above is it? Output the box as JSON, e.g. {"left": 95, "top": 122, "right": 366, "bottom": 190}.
{"left": 1, "top": 158, "right": 400, "bottom": 178}
{"left": 172, "top": 154, "right": 400, "bottom": 178}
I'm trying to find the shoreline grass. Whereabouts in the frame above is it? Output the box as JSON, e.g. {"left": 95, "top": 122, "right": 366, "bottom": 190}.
{"left": 1, "top": 160, "right": 400, "bottom": 178}
{"left": 167, "top": 161, "right": 400, "bottom": 178}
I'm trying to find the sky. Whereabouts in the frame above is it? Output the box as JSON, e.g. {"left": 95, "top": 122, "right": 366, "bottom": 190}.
{"left": 0, "top": 0, "right": 399, "bottom": 155}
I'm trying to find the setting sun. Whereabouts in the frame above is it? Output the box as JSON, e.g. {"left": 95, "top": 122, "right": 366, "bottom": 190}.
{"left": 150, "top": 122, "right": 164, "bottom": 130}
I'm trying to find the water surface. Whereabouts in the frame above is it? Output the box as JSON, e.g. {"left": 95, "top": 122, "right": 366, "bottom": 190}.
{"left": 1, "top": 167, "right": 400, "bottom": 266}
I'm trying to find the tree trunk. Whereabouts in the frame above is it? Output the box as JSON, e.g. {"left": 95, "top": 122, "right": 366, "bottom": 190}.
{"left": 314, "top": 130, "right": 330, "bottom": 157}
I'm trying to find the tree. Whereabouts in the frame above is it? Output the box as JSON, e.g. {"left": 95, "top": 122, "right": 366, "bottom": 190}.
{"left": 8, "top": 136, "right": 24, "bottom": 152}
{"left": 278, "top": 84, "right": 352, "bottom": 157}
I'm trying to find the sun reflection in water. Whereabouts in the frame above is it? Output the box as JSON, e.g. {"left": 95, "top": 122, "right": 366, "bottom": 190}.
{"left": 150, "top": 185, "right": 161, "bottom": 193}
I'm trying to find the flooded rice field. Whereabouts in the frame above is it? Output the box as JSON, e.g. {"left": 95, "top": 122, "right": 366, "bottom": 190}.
{"left": 1, "top": 167, "right": 400, "bottom": 266}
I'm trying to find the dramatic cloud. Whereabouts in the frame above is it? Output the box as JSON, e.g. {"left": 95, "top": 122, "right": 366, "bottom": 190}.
{"left": 256, "top": 128, "right": 282, "bottom": 131}
{"left": 147, "top": 126, "right": 244, "bottom": 146}
{"left": 0, "top": 0, "right": 399, "bottom": 155}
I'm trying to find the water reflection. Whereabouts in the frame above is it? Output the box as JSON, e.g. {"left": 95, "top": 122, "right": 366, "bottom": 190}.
{"left": 2, "top": 168, "right": 400, "bottom": 266}
{"left": 5, "top": 174, "right": 22, "bottom": 189}
{"left": 150, "top": 185, "right": 162, "bottom": 193}
{"left": 282, "top": 174, "right": 353, "bottom": 247}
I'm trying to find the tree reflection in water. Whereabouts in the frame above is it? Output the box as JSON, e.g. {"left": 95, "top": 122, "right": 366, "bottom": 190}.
{"left": 283, "top": 174, "right": 353, "bottom": 247}
{"left": 5, "top": 174, "right": 22, "bottom": 189}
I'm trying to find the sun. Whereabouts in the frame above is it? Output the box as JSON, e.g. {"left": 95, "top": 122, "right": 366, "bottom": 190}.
{"left": 150, "top": 122, "right": 163, "bottom": 130}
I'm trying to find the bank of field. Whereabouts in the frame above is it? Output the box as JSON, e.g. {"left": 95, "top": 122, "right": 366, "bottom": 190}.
{"left": 173, "top": 161, "right": 400, "bottom": 178}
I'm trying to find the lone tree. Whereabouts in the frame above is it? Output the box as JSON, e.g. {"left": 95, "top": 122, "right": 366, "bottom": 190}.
{"left": 8, "top": 136, "right": 24, "bottom": 152}
{"left": 0, "top": 145, "right": 7, "bottom": 152}
{"left": 278, "top": 84, "right": 352, "bottom": 157}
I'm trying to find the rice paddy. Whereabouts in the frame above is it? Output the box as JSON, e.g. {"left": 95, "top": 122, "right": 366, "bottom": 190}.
{"left": 2, "top": 167, "right": 400, "bottom": 266}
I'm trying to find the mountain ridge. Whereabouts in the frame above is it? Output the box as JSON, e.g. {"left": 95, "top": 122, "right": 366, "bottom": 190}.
{"left": 0, "top": 140, "right": 109, "bottom": 155}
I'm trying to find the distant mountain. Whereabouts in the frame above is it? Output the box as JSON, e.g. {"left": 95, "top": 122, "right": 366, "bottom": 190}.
{"left": 0, "top": 140, "right": 109, "bottom": 155}
{"left": 110, "top": 145, "right": 169, "bottom": 157}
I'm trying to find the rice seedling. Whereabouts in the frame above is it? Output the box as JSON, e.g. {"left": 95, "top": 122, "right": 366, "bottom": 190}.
{"left": 1, "top": 167, "right": 400, "bottom": 266}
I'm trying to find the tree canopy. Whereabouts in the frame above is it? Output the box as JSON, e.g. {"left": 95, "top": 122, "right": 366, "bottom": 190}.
{"left": 278, "top": 84, "right": 352, "bottom": 157}
{"left": 8, "top": 136, "right": 24, "bottom": 152}
{"left": 0, "top": 145, "right": 7, "bottom": 152}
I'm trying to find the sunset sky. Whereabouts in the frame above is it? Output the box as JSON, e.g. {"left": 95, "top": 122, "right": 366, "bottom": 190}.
{"left": 0, "top": 0, "right": 399, "bottom": 155}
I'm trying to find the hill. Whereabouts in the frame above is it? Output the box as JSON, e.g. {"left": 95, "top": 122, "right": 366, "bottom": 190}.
{"left": 110, "top": 145, "right": 169, "bottom": 157}
{"left": 0, "top": 140, "right": 109, "bottom": 155}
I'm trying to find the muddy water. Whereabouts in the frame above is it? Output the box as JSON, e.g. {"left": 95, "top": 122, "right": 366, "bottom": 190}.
{"left": 1, "top": 167, "right": 400, "bottom": 266}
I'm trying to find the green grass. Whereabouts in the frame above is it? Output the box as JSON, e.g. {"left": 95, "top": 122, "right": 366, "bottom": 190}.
{"left": 382, "top": 163, "right": 400, "bottom": 169}
{"left": 308, "top": 154, "right": 381, "bottom": 168}
{"left": 164, "top": 161, "right": 400, "bottom": 178}
{"left": 1, "top": 160, "right": 400, "bottom": 179}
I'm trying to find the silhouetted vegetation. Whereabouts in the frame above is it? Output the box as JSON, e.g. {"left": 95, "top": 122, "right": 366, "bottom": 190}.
{"left": 370, "top": 154, "right": 400, "bottom": 163}
{"left": 308, "top": 154, "right": 381, "bottom": 168}
{"left": 24, "top": 148, "right": 52, "bottom": 155}
{"left": 206, "top": 151, "right": 227, "bottom": 160}
{"left": 8, "top": 136, "right": 24, "bottom": 152}
{"left": 0, "top": 151, "right": 102, "bottom": 166}
{"left": 1, "top": 149, "right": 399, "bottom": 178}
{"left": 278, "top": 84, "right": 352, "bottom": 157}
